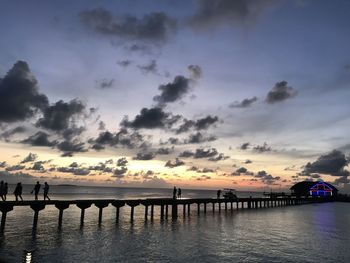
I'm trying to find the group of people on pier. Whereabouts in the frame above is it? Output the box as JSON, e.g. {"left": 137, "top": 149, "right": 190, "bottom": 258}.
{"left": 0, "top": 181, "right": 51, "bottom": 201}
{"left": 173, "top": 186, "right": 182, "bottom": 199}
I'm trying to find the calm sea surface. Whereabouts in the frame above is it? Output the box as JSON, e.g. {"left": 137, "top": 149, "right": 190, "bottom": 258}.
{"left": 0, "top": 185, "right": 350, "bottom": 262}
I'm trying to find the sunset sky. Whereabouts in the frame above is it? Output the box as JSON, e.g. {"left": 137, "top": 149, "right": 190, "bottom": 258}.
{"left": 0, "top": 0, "right": 349, "bottom": 191}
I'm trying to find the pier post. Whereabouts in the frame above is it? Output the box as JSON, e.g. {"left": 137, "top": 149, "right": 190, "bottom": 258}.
{"left": 95, "top": 200, "right": 110, "bottom": 225}
{"left": 151, "top": 205, "right": 154, "bottom": 220}
{"left": 230, "top": 202, "right": 233, "bottom": 211}
{"left": 165, "top": 205, "right": 169, "bottom": 219}
{"left": 225, "top": 202, "right": 227, "bottom": 211}
{"left": 171, "top": 201, "right": 178, "bottom": 220}
{"left": 236, "top": 201, "right": 239, "bottom": 210}
{"left": 197, "top": 203, "right": 200, "bottom": 215}
{"left": 30, "top": 202, "right": 46, "bottom": 230}
{"left": 248, "top": 201, "right": 251, "bottom": 209}
{"left": 144, "top": 205, "right": 148, "bottom": 220}
{"left": 76, "top": 201, "right": 92, "bottom": 226}
{"left": 218, "top": 202, "right": 221, "bottom": 213}
{"left": 187, "top": 204, "right": 191, "bottom": 216}
{"left": 160, "top": 205, "right": 164, "bottom": 220}
{"left": 204, "top": 203, "right": 207, "bottom": 213}
{"left": 212, "top": 202, "right": 215, "bottom": 212}
{"left": 55, "top": 202, "right": 70, "bottom": 228}
{"left": 0, "top": 203, "right": 13, "bottom": 232}
{"left": 126, "top": 200, "right": 140, "bottom": 222}
{"left": 183, "top": 204, "right": 186, "bottom": 216}
{"left": 140, "top": 200, "right": 150, "bottom": 221}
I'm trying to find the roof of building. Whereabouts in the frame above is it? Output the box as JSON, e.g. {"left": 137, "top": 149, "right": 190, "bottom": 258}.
{"left": 290, "top": 181, "right": 338, "bottom": 192}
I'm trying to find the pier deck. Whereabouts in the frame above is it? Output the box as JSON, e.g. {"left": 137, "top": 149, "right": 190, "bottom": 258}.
{"left": 0, "top": 196, "right": 338, "bottom": 232}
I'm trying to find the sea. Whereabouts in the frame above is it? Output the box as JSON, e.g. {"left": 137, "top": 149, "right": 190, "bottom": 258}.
{"left": 0, "top": 185, "right": 350, "bottom": 262}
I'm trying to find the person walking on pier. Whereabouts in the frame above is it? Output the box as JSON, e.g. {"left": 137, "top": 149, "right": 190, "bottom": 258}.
{"left": 3, "top": 182, "right": 8, "bottom": 201}
{"left": 173, "top": 186, "right": 177, "bottom": 199}
{"left": 177, "top": 188, "right": 182, "bottom": 199}
{"left": 43, "top": 182, "right": 50, "bottom": 201}
{"left": 217, "top": 189, "right": 221, "bottom": 199}
{"left": 0, "top": 181, "right": 4, "bottom": 201}
{"left": 14, "top": 182, "right": 23, "bottom": 201}
{"left": 31, "top": 181, "right": 41, "bottom": 200}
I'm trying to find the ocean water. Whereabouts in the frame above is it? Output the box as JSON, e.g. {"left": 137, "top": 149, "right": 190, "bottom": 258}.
{"left": 0, "top": 186, "right": 350, "bottom": 262}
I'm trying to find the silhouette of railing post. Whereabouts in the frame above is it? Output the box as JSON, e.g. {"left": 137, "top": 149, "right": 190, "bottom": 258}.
{"left": 0, "top": 203, "right": 13, "bottom": 232}
{"left": 30, "top": 202, "right": 46, "bottom": 230}
{"left": 111, "top": 200, "right": 125, "bottom": 223}
{"left": 55, "top": 201, "right": 70, "bottom": 228}
{"left": 94, "top": 200, "right": 110, "bottom": 225}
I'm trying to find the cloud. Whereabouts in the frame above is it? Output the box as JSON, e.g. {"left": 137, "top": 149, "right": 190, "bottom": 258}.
{"left": 208, "top": 153, "right": 230, "bottom": 162}
{"left": 253, "top": 143, "right": 272, "bottom": 153}
{"left": 28, "top": 161, "right": 46, "bottom": 172}
{"left": 240, "top": 142, "right": 250, "bottom": 150}
{"left": 36, "top": 99, "right": 86, "bottom": 136}
{"left": 175, "top": 115, "right": 219, "bottom": 134}
{"left": 113, "top": 166, "right": 128, "bottom": 178}
{"left": 156, "top": 147, "right": 174, "bottom": 155}
{"left": 188, "top": 65, "right": 202, "bottom": 80}
{"left": 266, "top": 81, "right": 298, "bottom": 104}
{"left": 189, "top": 0, "right": 276, "bottom": 30}
{"left": 6, "top": 165, "right": 25, "bottom": 171}
{"left": 116, "top": 157, "right": 128, "bottom": 167}
{"left": 229, "top": 97, "right": 258, "bottom": 108}
{"left": 254, "top": 170, "right": 280, "bottom": 185}
{"left": 244, "top": 159, "right": 252, "bottom": 164}
{"left": 57, "top": 140, "right": 87, "bottom": 157}
{"left": 0, "top": 126, "right": 26, "bottom": 140}
{"left": 20, "top": 153, "right": 38, "bottom": 163}
{"left": 121, "top": 107, "right": 180, "bottom": 129}
{"left": 133, "top": 152, "right": 155, "bottom": 160}
{"left": 231, "top": 167, "right": 254, "bottom": 176}
{"left": 0, "top": 170, "right": 36, "bottom": 183}
{"left": 185, "top": 132, "right": 216, "bottom": 144}
{"left": 196, "top": 175, "right": 211, "bottom": 181}
{"left": 137, "top": 60, "right": 158, "bottom": 75}
{"left": 0, "top": 61, "right": 48, "bottom": 122}
{"left": 153, "top": 76, "right": 191, "bottom": 106}
{"left": 165, "top": 158, "right": 185, "bottom": 168}
{"left": 195, "top": 148, "right": 218, "bottom": 158}
{"left": 80, "top": 8, "right": 177, "bottom": 42}
{"left": 57, "top": 166, "right": 90, "bottom": 176}
{"left": 21, "top": 131, "right": 57, "bottom": 147}
{"left": 301, "top": 150, "right": 349, "bottom": 177}
{"left": 117, "top": 60, "right": 132, "bottom": 67}
{"left": 95, "top": 79, "right": 115, "bottom": 89}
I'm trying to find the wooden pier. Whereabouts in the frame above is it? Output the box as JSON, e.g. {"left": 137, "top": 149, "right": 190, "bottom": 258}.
{"left": 0, "top": 197, "right": 336, "bottom": 232}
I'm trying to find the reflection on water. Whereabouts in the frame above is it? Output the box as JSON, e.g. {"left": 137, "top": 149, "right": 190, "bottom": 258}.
{"left": 1, "top": 189, "right": 350, "bottom": 262}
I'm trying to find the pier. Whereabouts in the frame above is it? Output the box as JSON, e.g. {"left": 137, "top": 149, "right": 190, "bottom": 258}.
{"left": 0, "top": 197, "right": 336, "bottom": 232}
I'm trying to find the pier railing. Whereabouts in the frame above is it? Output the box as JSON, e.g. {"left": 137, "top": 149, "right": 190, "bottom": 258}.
{"left": 0, "top": 197, "right": 336, "bottom": 232}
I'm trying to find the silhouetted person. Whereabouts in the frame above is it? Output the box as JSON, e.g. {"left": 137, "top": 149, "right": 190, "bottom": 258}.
{"left": 43, "top": 182, "right": 50, "bottom": 200}
{"left": 173, "top": 186, "right": 177, "bottom": 199}
{"left": 31, "top": 181, "right": 41, "bottom": 200}
{"left": 0, "top": 181, "right": 4, "bottom": 201}
{"left": 3, "top": 182, "right": 8, "bottom": 201}
{"left": 177, "top": 188, "right": 182, "bottom": 199}
{"left": 14, "top": 182, "right": 23, "bottom": 201}
{"left": 217, "top": 189, "right": 221, "bottom": 199}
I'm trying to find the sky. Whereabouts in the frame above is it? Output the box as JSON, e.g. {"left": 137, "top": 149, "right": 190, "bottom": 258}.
{"left": 0, "top": 0, "right": 349, "bottom": 191}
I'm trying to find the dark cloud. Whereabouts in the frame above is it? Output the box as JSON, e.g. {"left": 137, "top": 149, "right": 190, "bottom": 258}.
{"left": 80, "top": 8, "right": 177, "bottom": 42}
{"left": 253, "top": 143, "right": 272, "bottom": 153}
{"left": 189, "top": 0, "right": 276, "bottom": 30}
{"left": 232, "top": 167, "right": 254, "bottom": 176}
{"left": 0, "top": 61, "right": 48, "bottom": 122}
{"left": 57, "top": 166, "right": 90, "bottom": 176}
{"left": 266, "top": 81, "right": 297, "bottom": 104}
{"left": 229, "top": 97, "right": 258, "bottom": 108}
{"left": 57, "top": 140, "right": 87, "bottom": 157}
{"left": 188, "top": 65, "right": 202, "bottom": 80}
{"left": 36, "top": 99, "right": 86, "bottom": 136}
{"left": 98, "top": 121, "right": 106, "bottom": 131}
{"left": 20, "top": 153, "right": 37, "bottom": 163}
{"left": 28, "top": 161, "right": 46, "bottom": 172}
{"left": 0, "top": 170, "right": 36, "bottom": 183}
{"left": 121, "top": 107, "right": 180, "bottom": 129}
{"left": 153, "top": 76, "right": 191, "bottom": 106}
{"left": 0, "top": 126, "right": 26, "bottom": 141}
{"left": 133, "top": 152, "right": 155, "bottom": 160}
{"left": 196, "top": 175, "right": 211, "bottom": 181}
{"left": 240, "top": 142, "right": 250, "bottom": 150}
{"left": 197, "top": 168, "right": 215, "bottom": 173}
{"left": 156, "top": 147, "right": 174, "bottom": 155}
{"left": 194, "top": 148, "right": 219, "bottom": 158}
{"left": 175, "top": 115, "right": 219, "bottom": 134}
{"left": 165, "top": 158, "right": 185, "bottom": 168}
{"left": 90, "top": 128, "right": 145, "bottom": 150}
{"left": 22, "top": 131, "right": 57, "bottom": 147}
{"left": 116, "top": 157, "right": 128, "bottom": 167}
{"left": 185, "top": 132, "right": 216, "bottom": 144}
{"left": 178, "top": 150, "right": 194, "bottom": 158}
{"left": 95, "top": 79, "right": 115, "bottom": 89}
{"left": 244, "top": 159, "right": 252, "bottom": 164}
{"left": 137, "top": 60, "right": 158, "bottom": 75}
{"left": 113, "top": 166, "right": 128, "bottom": 178}
{"left": 301, "top": 150, "right": 349, "bottom": 177}
{"left": 117, "top": 60, "right": 132, "bottom": 67}
{"left": 6, "top": 165, "right": 25, "bottom": 171}
{"left": 254, "top": 170, "right": 280, "bottom": 185}
{"left": 0, "top": 161, "right": 6, "bottom": 168}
